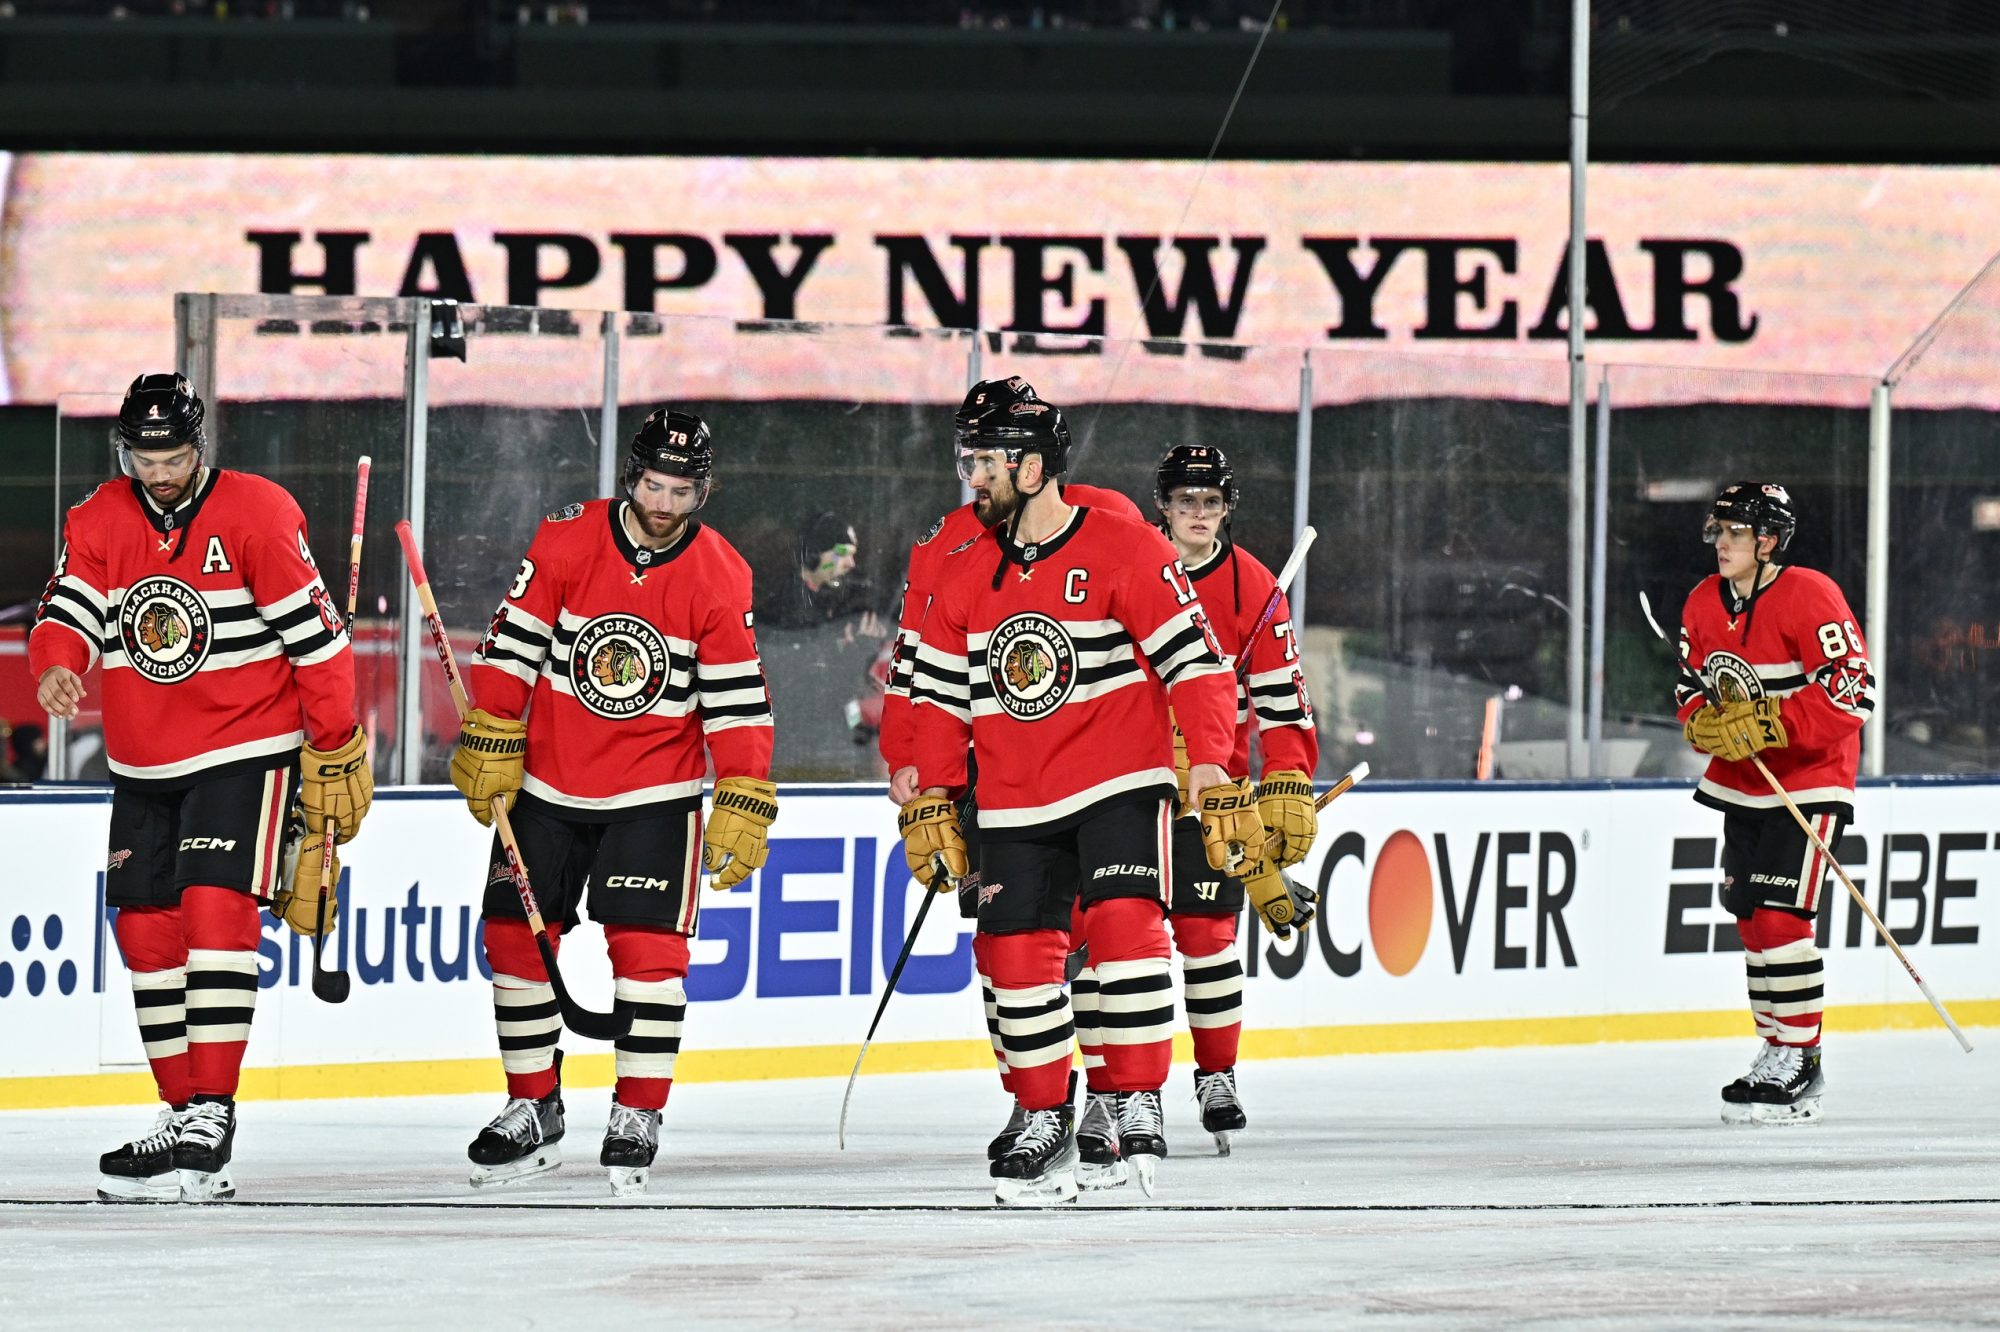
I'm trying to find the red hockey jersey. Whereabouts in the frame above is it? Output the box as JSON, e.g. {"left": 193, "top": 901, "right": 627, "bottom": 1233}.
{"left": 879, "top": 482, "right": 1140, "bottom": 772}
{"left": 29, "top": 471, "right": 357, "bottom": 787}
{"left": 468, "top": 501, "right": 773, "bottom": 817}
{"left": 910, "top": 504, "right": 1238, "bottom": 836}
{"left": 1184, "top": 538, "right": 1319, "bottom": 780}
{"left": 1675, "top": 566, "right": 1874, "bottom": 813}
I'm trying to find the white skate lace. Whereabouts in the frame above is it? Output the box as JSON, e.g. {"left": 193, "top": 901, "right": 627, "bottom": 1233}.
{"left": 606, "top": 1102, "right": 658, "bottom": 1148}
{"left": 179, "top": 1103, "right": 230, "bottom": 1151}
{"left": 1079, "top": 1092, "right": 1117, "bottom": 1141}
{"left": 1755, "top": 1044, "right": 1804, "bottom": 1086}
{"left": 1007, "top": 1108, "right": 1067, "bottom": 1156}
{"left": 1117, "top": 1091, "right": 1164, "bottom": 1138}
{"left": 1196, "top": 1070, "right": 1241, "bottom": 1114}
{"left": 1742, "top": 1042, "right": 1784, "bottom": 1083}
{"left": 483, "top": 1096, "right": 548, "bottom": 1147}
{"left": 125, "top": 1107, "right": 184, "bottom": 1155}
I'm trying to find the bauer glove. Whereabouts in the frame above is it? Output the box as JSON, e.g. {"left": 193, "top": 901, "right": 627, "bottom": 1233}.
{"left": 1244, "top": 856, "right": 1318, "bottom": 942}
{"left": 272, "top": 831, "right": 338, "bottom": 938}
{"left": 1256, "top": 769, "right": 1317, "bottom": 869}
{"left": 300, "top": 727, "right": 372, "bottom": 843}
{"left": 1196, "top": 776, "right": 1266, "bottom": 872}
{"left": 898, "top": 795, "right": 968, "bottom": 892}
{"left": 450, "top": 708, "right": 525, "bottom": 827}
{"left": 1685, "top": 696, "right": 1787, "bottom": 763}
{"left": 704, "top": 776, "right": 779, "bottom": 891}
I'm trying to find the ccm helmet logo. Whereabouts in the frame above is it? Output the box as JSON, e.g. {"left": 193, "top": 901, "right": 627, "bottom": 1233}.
{"left": 604, "top": 876, "right": 673, "bottom": 891}
{"left": 179, "top": 837, "right": 238, "bottom": 851}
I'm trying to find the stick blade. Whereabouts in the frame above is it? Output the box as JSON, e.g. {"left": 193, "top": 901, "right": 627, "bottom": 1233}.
{"left": 311, "top": 969, "right": 352, "bottom": 1004}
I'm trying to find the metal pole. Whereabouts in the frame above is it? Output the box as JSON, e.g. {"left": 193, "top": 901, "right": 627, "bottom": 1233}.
{"left": 47, "top": 408, "right": 71, "bottom": 780}
{"left": 398, "top": 304, "right": 432, "bottom": 786}
{"left": 1565, "top": 0, "right": 1592, "bottom": 777}
{"left": 1864, "top": 383, "right": 1891, "bottom": 778}
{"left": 1588, "top": 368, "right": 1610, "bottom": 775}
{"left": 174, "top": 294, "right": 219, "bottom": 462}
{"left": 1292, "top": 351, "right": 1314, "bottom": 627}
{"left": 961, "top": 333, "right": 982, "bottom": 505}
{"left": 598, "top": 311, "right": 622, "bottom": 498}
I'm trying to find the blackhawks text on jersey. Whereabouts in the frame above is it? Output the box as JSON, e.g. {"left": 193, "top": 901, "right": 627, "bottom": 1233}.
{"left": 878, "top": 483, "right": 1141, "bottom": 772}
{"left": 909, "top": 505, "right": 1238, "bottom": 835}
{"left": 30, "top": 471, "right": 357, "bottom": 786}
{"left": 1675, "top": 567, "right": 1875, "bottom": 812}
{"left": 1183, "top": 537, "right": 1319, "bottom": 780}
{"left": 469, "top": 500, "right": 773, "bottom": 816}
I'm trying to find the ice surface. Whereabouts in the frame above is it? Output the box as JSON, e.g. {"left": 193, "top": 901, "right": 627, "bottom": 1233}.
{"left": 3, "top": 1031, "right": 1997, "bottom": 1330}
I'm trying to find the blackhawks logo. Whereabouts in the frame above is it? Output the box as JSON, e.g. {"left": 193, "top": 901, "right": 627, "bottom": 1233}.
{"left": 1703, "top": 650, "right": 1764, "bottom": 704}
{"left": 985, "top": 612, "right": 1076, "bottom": 721}
{"left": 568, "top": 613, "right": 672, "bottom": 718}
{"left": 118, "top": 576, "right": 213, "bottom": 683}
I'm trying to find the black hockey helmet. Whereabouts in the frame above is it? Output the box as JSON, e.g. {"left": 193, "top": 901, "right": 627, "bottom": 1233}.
{"left": 953, "top": 377, "right": 1072, "bottom": 482}
{"left": 1154, "top": 443, "right": 1237, "bottom": 512}
{"left": 622, "top": 407, "right": 714, "bottom": 507}
{"left": 1704, "top": 481, "right": 1796, "bottom": 554}
{"left": 115, "top": 372, "right": 206, "bottom": 468}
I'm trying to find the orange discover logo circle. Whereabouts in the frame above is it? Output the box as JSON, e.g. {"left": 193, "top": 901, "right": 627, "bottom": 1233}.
{"left": 1367, "top": 829, "right": 1433, "bottom": 976}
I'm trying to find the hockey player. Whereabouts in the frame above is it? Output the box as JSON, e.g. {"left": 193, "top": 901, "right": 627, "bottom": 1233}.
{"left": 1675, "top": 482, "right": 1874, "bottom": 1125}
{"left": 876, "top": 376, "right": 1143, "bottom": 1160}
{"left": 451, "top": 408, "right": 776, "bottom": 1195}
{"left": 902, "top": 393, "right": 1260, "bottom": 1203}
{"left": 1071, "top": 443, "right": 1319, "bottom": 1179}
{"left": 32, "top": 373, "right": 371, "bottom": 1202}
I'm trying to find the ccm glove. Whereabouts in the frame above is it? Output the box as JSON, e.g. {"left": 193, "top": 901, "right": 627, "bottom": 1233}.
{"left": 704, "top": 776, "right": 779, "bottom": 891}
{"left": 1197, "top": 776, "right": 1266, "bottom": 872}
{"left": 1244, "top": 857, "right": 1318, "bottom": 941}
{"left": 898, "top": 795, "right": 969, "bottom": 892}
{"left": 450, "top": 709, "right": 525, "bottom": 827}
{"left": 300, "top": 727, "right": 373, "bottom": 842}
{"left": 1685, "top": 697, "right": 1787, "bottom": 763}
{"left": 1257, "top": 770, "right": 1317, "bottom": 869}
{"left": 272, "top": 831, "right": 338, "bottom": 937}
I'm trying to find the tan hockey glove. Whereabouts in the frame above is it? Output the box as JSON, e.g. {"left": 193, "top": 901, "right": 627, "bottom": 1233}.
{"left": 704, "top": 776, "right": 779, "bottom": 891}
{"left": 1257, "top": 770, "right": 1317, "bottom": 869}
{"left": 1172, "top": 723, "right": 1192, "bottom": 815}
{"left": 1244, "top": 856, "right": 1318, "bottom": 941}
{"left": 300, "top": 727, "right": 373, "bottom": 843}
{"left": 1685, "top": 697, "right": 1787, "bottom": 763}
{"left": 898, "top": 795, "right": 968, "bottom": 892}
{"left": 272, "top": 832, "right": 338, "bottom": 938}
{"left": 450, "top": 708, "right": 525, "bottom": 827}
{"left": 1197, "top": 776, "right": 1266, "bottom": 871}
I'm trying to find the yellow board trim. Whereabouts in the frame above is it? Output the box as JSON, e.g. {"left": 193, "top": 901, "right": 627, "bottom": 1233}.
{"left": 5, "top": 1000, "right": 1993, "bottom": 1112}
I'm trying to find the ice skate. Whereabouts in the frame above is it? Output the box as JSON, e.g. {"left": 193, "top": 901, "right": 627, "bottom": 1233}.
{"left": 990, "top": 1106, "right": 1078, "bottom": 1206}
{"left": 1194, "top": 1067, "right": 1247, "bottom": 1155}
{"left": 1116, "top": 1089, "right": 1167, "bottom": 1197}
{"left": 468, "top": 1083, "right": 566, "bottom": 1188}
{"left": 97, "top": 1106, "right": 188, "bottom": 1203}
{"left": 987, "top": 1099, "right": 1028, "bottom": 1162}
{"left": 1747, "top": 1045, "right": 1824, "bottom": 1125}
{"left": 601, "top": 1099, "right": 661, "bottom": 1197}
{"left": 1720, "top": 1041, "right": 1783, "bottom": 1125}
{"left": 1074, "top": 1090, "right": 1128, "bottom": 1190}
{"left": 172, "top": 1098, "right": 237, "bottom": 1203}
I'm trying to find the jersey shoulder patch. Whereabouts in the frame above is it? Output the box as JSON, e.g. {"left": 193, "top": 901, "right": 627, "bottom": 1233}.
{"left": 916, "top": 514, "right": 946, "bottom": 546}
{"left": 947, "top": 534, "right": 981, "bottom": 555}
{"left": 546, "top": 501, "right": 586, "bottom": 522}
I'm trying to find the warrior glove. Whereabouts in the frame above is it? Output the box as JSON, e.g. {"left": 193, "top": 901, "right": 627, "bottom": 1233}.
{"left": 1244, "top": 857, "right": 1318, "bottom": 941}
{"left": 1197, "top": 776, "right": 1266, "bottom": 872}
{"left": 704, "top": 776, "right": 779, "bottom": 891}
{"left": 450, "top": 709, "right": 525, "bottom": 827}
{"left": 300, "top": 727, "right": 373, "bottom": 842}
{"left": 272, "top": 832, "right": 338, "bottom": 938}
{"left": 1685, "top": 696, "right": 1787, "bottom": 763}
{"left": 1257, "top": 770, "right": 1317, "bottom": 869}
{"left": 898, "top": 795, "right": 968, "bottom": 893}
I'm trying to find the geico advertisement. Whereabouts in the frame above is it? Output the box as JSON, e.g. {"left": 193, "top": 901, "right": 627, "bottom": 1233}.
{"left": 2, "top": 154, "right": 1997, "bottom": 410}
{"left": 2, "top": 784, "right": 1995, "bottom": 1083}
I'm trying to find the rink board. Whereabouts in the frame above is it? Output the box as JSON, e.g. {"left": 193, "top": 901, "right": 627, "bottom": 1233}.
{"left": 1, "top": 780, "right": 1995, "bottom": 1108}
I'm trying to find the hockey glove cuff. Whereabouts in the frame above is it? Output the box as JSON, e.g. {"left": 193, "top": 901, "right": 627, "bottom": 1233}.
{"left": 272, "top": 832, "right": 338, "bottom": 938}
{"left": 1257, "top": 770, "right": 1317, "bottom": 869}
{"left": 301, "top": 727, "right": 373, "bottom": 842}
{"left": 1197, "top": 777, "right": 1266, "bottom": 871}
{"left": 450, "top": 709, "right": 525, "bottom": 828}
{"left": 898, "top": 795, "right": 968, "bottom": 892}
{"left": 1244, "top": 857, "right": 1317, "bottom": 941}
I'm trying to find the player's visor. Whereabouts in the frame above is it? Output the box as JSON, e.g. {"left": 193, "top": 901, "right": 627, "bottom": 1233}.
{"left": 1702, "top": 518, "right": 1756, "bottom": 545}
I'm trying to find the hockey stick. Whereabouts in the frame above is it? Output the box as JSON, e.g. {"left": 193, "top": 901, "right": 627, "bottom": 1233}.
{"left": 837, "top": 885, "right": 939, "bottom": 1150}
{"left": 396, "top": 520, "right": 634, "bottom": 1042}
{"left": 309, "top": 455, "right": 371, "bottom": 1004}
{"left": 1639, "top": 592, "right": 1972, "bottom": 1053}
{"left": 1314, "top": 760, "right": 1370, "bottom": 812}
{"left": 1235, "top": 525, "right": 1316, "bottom": 682}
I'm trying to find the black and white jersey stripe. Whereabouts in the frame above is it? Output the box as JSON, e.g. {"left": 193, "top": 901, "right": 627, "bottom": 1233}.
{"left": 965, "top": 618, "right": 1150, "bottom": 716}
{"left": 540, "top": 612, "right": 698, "bottom": 713}
{"left": 909, "top": 639, "right": 973, "bottom": 721}
{"left": 36, "top": 569, "right": 109, "bottom": 669}
{"left": 476, "top": 604, "right": 556, "bottom": 686}
{"left": 697, "top": 658, "right": 773, "bottom": 735}
{"left": 1141, "top": 609, "right": 1229, "bottom": 687}
{"left": 98, "top": 587, "right": 285, "bottom": 674}
{"left": 259, "top": 580, "right": 347, "bottom": 667}
{"left": 1248, "top": 662, "right": 1312, "bottom": 730}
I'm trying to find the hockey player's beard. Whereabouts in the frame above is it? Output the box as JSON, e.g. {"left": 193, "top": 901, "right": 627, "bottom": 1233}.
{"left": 631, "top": 505, "right": 690, "bottom": 546}
{"left": 146, "top": 471, "right": 199, "bottom": 510}
{"left": 973, "top": 486, "right": 1021, "bottom": 529}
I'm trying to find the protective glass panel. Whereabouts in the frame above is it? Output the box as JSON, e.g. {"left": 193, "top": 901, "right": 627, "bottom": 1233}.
{"left": 43, "top": 393, "right": 127, "bottom": 780}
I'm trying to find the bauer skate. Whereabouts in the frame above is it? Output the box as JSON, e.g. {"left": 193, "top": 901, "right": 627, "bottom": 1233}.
{"left": 1116, "top": 1089, "right": 1168, "bottom": 1197}
{"left": 987, "top": 1099, "right": 1028, "bottom": 1162}
{"left": 468, "top": 1083, "right": 566, "bottom": 1188}
{"left": 1747, "top": 1045, "right": 1824, "bottom": 1125}
{"left": 1720, "top": 1041, "right": 1784, "bottom": 1125}
{"left": 1194, "top": 1067, "right": 1247, "bottom": 1155}
{"left": 1074, "top": 1090, "right": 1128, "bottom": 1190}
{"left": 601, "top": 1100, "right": 661, "bottom": 1197}
{"left": 172, "top": 1098, "right": 237, "bottom": 1203}
{"left": 97, "top": 1105, "right": 189, "bottom": 1203}
{"left": 990, "top": 1106, "right": 1078, "bottom": 1207}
